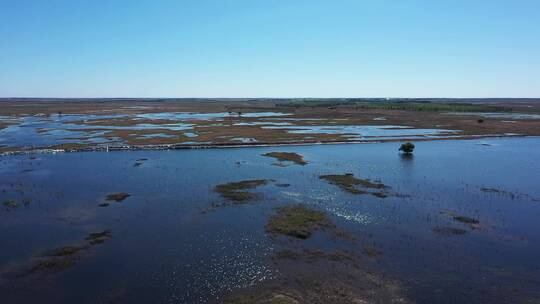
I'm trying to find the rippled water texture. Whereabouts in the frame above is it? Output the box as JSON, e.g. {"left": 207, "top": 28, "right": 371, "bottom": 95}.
{"left": 1, "top": 137, "right": 539, "bottom": 303}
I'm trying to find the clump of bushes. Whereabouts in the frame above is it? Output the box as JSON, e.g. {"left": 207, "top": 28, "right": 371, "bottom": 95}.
{"left": 399, "top": 142, "right": 415, "bottom": 154}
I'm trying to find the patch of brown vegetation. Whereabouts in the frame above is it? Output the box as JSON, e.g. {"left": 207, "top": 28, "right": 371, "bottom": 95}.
{"left": 103, "top": 129, "right": 188, "bottom": 145}
{"left": 71, "top": 117, "right": 181, "bottom": 127}
{"left": 105, "top": 193, "right": 130, "bottom": 202}
{"left": 14, "top": 230, "right": 112, "bottom": 278}
{"left": 49, "top": 142, "right": 95, "bottom": 151}
{"left": 224, "top": 257, "right": 410, "bottom": 304}
{"left": 215, "top": 179, "right": 271, "bottom": 202}
{"left": 263, "top": 152, "right": 308, "bottom": 165}
{"left": 433, "top": 227, "right": 468, "bottom": 235}
{"left": 319, "top": 173, "right": 389, "bottom": 197}
{"left": 44, "top": 246, "right": 88, "bottom": 257}
{"left": 26, "top": 259, "right": 75, "bottom": 275}
{"left": 266, "top": 205, "right": 330, "bottom": 239}
{"left": 85, "top": 230, "right": 112, "bottom": 245}
{"left": 193, "top": 124, "right": 344, "bottom": 144}
{"left": 363, "top": 246, "right": 383, "bottom": 258}
{"left": 440, "top": 210, "right": 480, "bottom": 229}
{"left": 273, "top": 249, "right": 356, "bottom": 265}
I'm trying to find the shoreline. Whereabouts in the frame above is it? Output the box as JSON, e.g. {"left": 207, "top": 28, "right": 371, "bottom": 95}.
{"left": 0, "top": 133, "right": 529, "bottom": 156}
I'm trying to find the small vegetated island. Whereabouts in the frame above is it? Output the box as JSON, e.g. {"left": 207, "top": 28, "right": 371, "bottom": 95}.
{"left": 319, "top": 173, "right": 390, "bottom": 197}
{"left": 399, "top": 142, "right": 415, "bottom": 154}
{"left": 262, "top": 152, "right": 308, "bottom": 166}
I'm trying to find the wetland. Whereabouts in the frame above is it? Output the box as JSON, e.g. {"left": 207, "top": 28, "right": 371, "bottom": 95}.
{"left": 1, "top": 99, "right": 540, "bottom": 303}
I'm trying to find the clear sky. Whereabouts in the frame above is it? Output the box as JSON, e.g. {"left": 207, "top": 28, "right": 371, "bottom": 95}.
{"left": 1, "top": 0, "right": 539, "bottom": 98}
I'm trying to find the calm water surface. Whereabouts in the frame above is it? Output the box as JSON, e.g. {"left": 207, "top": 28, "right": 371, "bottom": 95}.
{"left": 1, "top": 137, "right": 539, "bottom": 303}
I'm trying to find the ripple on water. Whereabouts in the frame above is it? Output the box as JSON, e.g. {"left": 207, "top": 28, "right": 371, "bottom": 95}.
{"left": 158, "top": 232, "right": 275, "bottom": 303}
{"left": 280, "top": 190, "right": 376, "bottom": 225}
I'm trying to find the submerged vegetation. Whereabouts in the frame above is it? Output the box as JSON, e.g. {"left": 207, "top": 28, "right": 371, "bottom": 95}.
{"left": 266, "top": 205, "right": 329, "bottom": 239}
{"left": 27, "top": 259, "right": 75, "bottom": 275}
{"left": 105, "top": 192, "right": 131, "bottom": 202}
{"left": 262, "top": 152, "right": 308, "bottom": 166}
{"left": 319, "top": 173, "right": 388, "bottom": 197}
{"left": 86, "top": 230, "right": 112, "bottom": 245}
{"left": 16, "top": 230, "right": 112, "bottom": 277}
{"left": 273, "top": 249, "right": 356, "bottom": 264}
{"left": 433, "top": 227, "right": 468, "bottom": 236}
{"left": 44, "top": 246, "right": 87, "bottom": 257}
{"left": 134, "top": 158, "right": 148, "bottom": 167}
{"left": 363, "top": 246, "right": 383, "bottom": 258}
{"left": 215, "top": 179, "right": 271, "bottom": 202}
{"left": 441, "top": 211, "right": 480, "bottom": 229}
{"left": 224, "top": 292, "right": 300, "bottom": 304}
{"left": 3, "top": 199, "right": 21, "bottom": 210}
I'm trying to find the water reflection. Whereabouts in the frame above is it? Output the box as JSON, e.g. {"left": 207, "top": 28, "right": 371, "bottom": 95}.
{"left": 0, "top": 138, "right": 539, "bottom": 303}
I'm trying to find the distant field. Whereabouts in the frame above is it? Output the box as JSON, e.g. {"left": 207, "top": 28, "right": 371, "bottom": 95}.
{"left": 276, "top": 99, "right": 534, "bottom": 112}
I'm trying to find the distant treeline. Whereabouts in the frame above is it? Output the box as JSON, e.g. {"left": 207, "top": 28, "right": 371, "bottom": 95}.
{"left": 277, "top": 99, "right": 514, "bottom": 112}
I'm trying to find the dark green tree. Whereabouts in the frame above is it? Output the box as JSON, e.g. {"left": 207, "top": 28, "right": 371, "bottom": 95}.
{"left": 399, "top": 142, "right": 415, "bottom": 154}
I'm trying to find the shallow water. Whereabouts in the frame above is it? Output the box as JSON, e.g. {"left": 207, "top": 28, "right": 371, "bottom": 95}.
{"left": 263, "top": 124, "right": 460, "bottom": 140}
{"left": 0, "top": 114, "right": 192, "bottom": 148}
{"left": 0, "top": 112, "right": 292, "bottom": 149}
{"left": 1, "top": 137, "right": 540, "bottom": 303}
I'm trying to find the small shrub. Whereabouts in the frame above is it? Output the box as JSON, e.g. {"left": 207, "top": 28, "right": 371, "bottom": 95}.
{"left": 399, "top": 142, "right": 415, "bottom": 154}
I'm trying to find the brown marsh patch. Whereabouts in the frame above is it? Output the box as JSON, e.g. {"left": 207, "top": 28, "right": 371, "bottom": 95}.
{"left": 441, "top": 210, "right": 480, "bottom": 229}
{"left": 273, "top": 249, "right": 356, "bottom": 266}
{"left": 266, "top": 205, "right": 329, "bottom": 239}
{"left": 214, "top": 179, "right": 271, "bottom": 202}
{"left": 26, "top": 259, "right": 75, "bottom": 275}
{"left": 223, "top": 265, "right": 410, "bottom": 304}
{"left": 433, "top": 227, "right": 468, "bottom": 236}
{"left": 13, "top": 230, "right": 112, "bottom": 278}
{"left": 362, "top": 246, "right": 383, "bottom": 258}
{"left": 262, "top": 152, "right": 308, "bottom": 166}
{"left": 85, "top": 230, "right": 112, "bottom": 245}
{"left": 43, "top": 246, "right": 88, "bottom": 257}
{"left": 319, "top": 173, "right": 389, "bottom": 197}
{"left": 105, "top": 192, "right": 131, "bottom": 202}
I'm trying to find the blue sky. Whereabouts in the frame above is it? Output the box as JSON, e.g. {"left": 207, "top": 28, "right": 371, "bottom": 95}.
{"left": 1, "top": 0, "right": 539, "bottom": 98}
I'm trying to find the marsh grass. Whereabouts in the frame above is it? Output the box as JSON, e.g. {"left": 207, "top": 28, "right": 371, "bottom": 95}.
{"left": 105, "top": 193, "right": 131, "bottom": 202}
{"left": 266, "top": 205, "right": 329, "bottom": 239}
{"left": 319, "top": 173, "right": 388, "bottom": 197}
{"left": 18, "top": 230, "right": 112, "bottom": 277}
{"left": 215, "top": 179, "right": 271, "bottom": 202}
{"left": 86, "top": 230, "right": 112, "bottom": 245}
{"left": 263, "top": 152, "right": 308, "bottom": 166}
{"left": 44, "top": 246, "right": 88, "bottom": 257}
{"left": 363, "top": 246, "right": 383, "bottom": 258}
{"left": 433, "top": 227, "right": 468, "bottom": 236}
{"left": 441, "top": 210, "right": 480, "bottom": 229}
